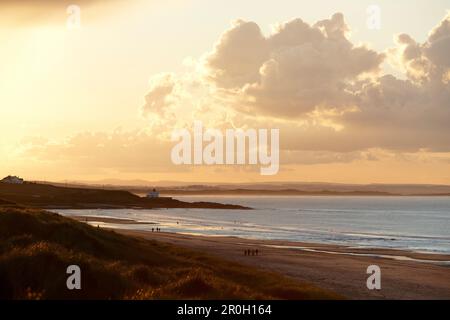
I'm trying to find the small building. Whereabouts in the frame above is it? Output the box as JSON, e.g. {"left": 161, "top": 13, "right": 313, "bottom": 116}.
{"left": 147, "top": 188, "right": 160, "bottom": 198}
{"left": 1, "top": 175, "right": 24, "bottom": 184}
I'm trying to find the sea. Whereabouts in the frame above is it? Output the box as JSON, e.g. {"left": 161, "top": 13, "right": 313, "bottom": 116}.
{"left": 56, "top": 196, "right": 450, "bottom": 254}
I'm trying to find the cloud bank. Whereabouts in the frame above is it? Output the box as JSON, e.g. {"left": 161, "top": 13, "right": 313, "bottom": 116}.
{"left": 17, "top": 12, "right": 450, "bottom": 180}
{"left": 143, "top": 12, "right": 450, "bottom": 153}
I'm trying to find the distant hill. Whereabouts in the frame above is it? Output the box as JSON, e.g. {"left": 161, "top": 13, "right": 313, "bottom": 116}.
{"left": 156, "top": 189, "right": 395, "bottom": 196}
{"left": 45, "top": 180, "right": 450, "bottom": 196}
{"left": 0, "top": 182, "right": 249, "bottom": 210}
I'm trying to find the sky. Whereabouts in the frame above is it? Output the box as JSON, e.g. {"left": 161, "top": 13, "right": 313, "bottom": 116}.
{"left": 1, "top": 0, "right": 450, "bottom": 184}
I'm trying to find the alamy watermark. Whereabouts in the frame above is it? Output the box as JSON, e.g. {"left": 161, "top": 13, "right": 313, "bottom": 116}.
{"left": 366, "top": 265, "right": 381, "bottom": 290}
{"left": 171, "top": 121, "right": 280, "bottom": 175}
{"left": 367, "top": 4, "right": 381, "bottom": 30}
{"left": 66, "top": 265, "right": 81, "bottom": 290}
{"left": 66, "top": 5, "right": 81, "bottom": 30}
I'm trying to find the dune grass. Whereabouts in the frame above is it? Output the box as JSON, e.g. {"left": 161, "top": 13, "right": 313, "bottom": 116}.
{"left": 0, "top": 207, "right": 340, "bottom": 300}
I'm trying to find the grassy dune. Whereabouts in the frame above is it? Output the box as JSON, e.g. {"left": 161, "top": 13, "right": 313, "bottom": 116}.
{"left": 0, "top": 206, "right": 339, "bottom": 300}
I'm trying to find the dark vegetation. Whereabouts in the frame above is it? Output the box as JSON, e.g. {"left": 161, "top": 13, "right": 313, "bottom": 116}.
{"left": 0, "top": 206, "right": 339, "bottom": 300}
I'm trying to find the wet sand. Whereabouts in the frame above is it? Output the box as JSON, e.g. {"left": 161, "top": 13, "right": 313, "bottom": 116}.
{"left": 116, "top": 229, "right": 450, "bottom": 300}
{"left": 71, "top": 215, "right": 155, "bottom": 225}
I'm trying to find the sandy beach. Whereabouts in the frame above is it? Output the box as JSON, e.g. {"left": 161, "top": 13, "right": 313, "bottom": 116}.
{"left": 113, "top": 228, "right": 450, "bottom": 300}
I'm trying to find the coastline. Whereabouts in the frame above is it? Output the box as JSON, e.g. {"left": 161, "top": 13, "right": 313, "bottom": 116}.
{"left": 69, "top": 215, "right": 450, "bottom": 260}
{"left": 103, "top": 226, "right": 450, "bottom": 300}
{"left": 0, "top": 182, "right": 251, "bottom": 210}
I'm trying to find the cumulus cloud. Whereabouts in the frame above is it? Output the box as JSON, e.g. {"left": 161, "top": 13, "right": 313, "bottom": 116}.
{"left": 142, "top": 73, "right": 176, "bottom": 117}
{"left": 204, "top": 13, "right": 384, "bottom": 117}
{"left": 141, "top": 71, "right": 236, "bottom": 139}
{"left": 389, "top": 13, "right": 450, "bottom": 83}
{"left": 341, "top": 12, "right": 450, "bottom": 151}
{"left": 141, "top": 12, "right": 450, "bottom": 156}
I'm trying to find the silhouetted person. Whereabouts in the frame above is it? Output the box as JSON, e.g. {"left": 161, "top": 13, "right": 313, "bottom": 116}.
{"left": 151, "top": 228, "right": 154, "bottom": 232}
{"left": 244, "top": 250, "right": 247, "bottom": 256}
{"left": 256, "top": 249, "right": 259, "bottom": 256}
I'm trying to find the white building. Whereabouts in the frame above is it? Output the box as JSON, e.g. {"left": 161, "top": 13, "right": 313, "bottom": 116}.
{"left": 147, "top": 188, "right": 159, "bottom": 198}
{"left": 1, "top": 175, "right": 24, "bottom": 184}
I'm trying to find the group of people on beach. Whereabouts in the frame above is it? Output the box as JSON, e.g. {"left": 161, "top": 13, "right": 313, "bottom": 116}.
{"left": 244, "top": 249, "right": 259, "bottom": 256}
{"left": 151, "top": 227, "right": 161, "bottom": 232}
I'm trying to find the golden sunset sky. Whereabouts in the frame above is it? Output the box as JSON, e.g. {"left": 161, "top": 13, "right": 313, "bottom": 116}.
{"left": 1, "top": 0, "right": 450, "bottom": 184}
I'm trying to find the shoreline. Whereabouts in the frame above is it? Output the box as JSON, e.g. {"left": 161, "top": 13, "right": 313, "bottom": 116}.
{"left": 69, "top": 214, "right": 450, "bottom": 258}
{"left": 70, "top": 215, "right": 157, "bottom": 225}
{"left": 109, "top": 228, "right": 450, "bottom": 263}
{"left": 104, "top": 227, "right": 450, "bottom": 299}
